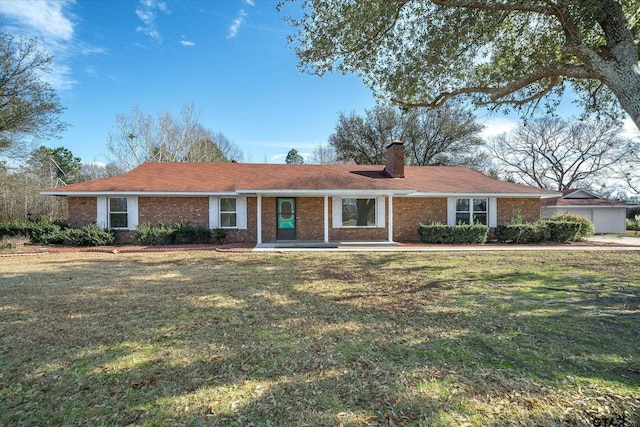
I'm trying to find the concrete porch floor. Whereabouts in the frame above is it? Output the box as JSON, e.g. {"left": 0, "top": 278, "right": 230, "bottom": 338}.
{"left": 253, "top": 241, "right": 398, "bottom": 250}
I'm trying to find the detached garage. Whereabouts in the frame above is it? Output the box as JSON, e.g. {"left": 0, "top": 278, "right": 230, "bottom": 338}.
{"left": 541, "top": 189, "right": 634, "bottom": 234}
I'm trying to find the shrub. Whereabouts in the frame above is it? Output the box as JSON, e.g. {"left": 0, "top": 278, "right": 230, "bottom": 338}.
{"left": 173, "top": 221, "right": 211, "bottom": 244}
{"left": 546, "top": 213, "right": 594, "bottom": 239}
{"left": 59, "top": 224, "right": 115, "bottom": 246}
{"left": 212, "top": 228, "right": 227, "bottom": 244}
{"left": 418, "top": 224, "right": 488, "bottom": 244}
{"left": 495, "top": 223, "right": 549, "bottom": 244}
{"left": 135, "top": 222, "right": 212, "bottom": 245}
{"left": 540, "top": 220, "right": 582, "bottom": 243}
{"left": 627, "top": 206, "right": 640, "bottom": 220}
{"left": 135, "top": 222, "right": 175, "bottom": 245}
{"left": 0, "top": 219, "right": 65, "bottom": 244}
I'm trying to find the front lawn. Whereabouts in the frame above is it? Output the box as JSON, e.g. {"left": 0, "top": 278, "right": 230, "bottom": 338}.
{"left": 1, "top": 251, "right": 639, "bottom": 426}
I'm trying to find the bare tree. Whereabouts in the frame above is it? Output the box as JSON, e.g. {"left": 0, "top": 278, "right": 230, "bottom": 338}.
{"left": 106, "top": 103, "right": 242, "bottom": 170}
{"left": 329, "top": 104, "right": 486, "bottom": 168}
{"left": 309, "top": 143, "right": 338, "bottom": 164}
{"left": 492, "top": 117, "right": 633, "bottom": 190}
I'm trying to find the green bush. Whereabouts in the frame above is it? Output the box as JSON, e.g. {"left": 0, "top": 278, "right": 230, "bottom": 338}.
{"left": 627, "top": 218, "right": 640, "bottom": 231}
{"left": 173, "top": 221, "right": 211, "bottom": 244}
{"left": 540, "top": 220, "right": 582, "bottom": 243}
{"left": 135, "top": 222, "right": 212, "bottom": 245}
{"left": 418, "top": 224, "right": 488, "bottom": 244}
{"left": 627, "top": 206, "right": 640, "bottom": 220}
{"left": 0, "top": 219, "right": 65, "bottom": 244}
{"left": 135, "top": 222, "right": 175, "bottom": 245}
{"left": 546, "top": 213, "right": 594, "bottom": 239}
{"left": 212, "top": 228, "right": 228, "bottom": 244}
{"left": 495, "top": 223, "right": 549, "bottom": 243}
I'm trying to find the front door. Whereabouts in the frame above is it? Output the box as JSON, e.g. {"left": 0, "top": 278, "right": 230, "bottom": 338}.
{"left": 277, "top": 198, "right": 296, "bottom": 240}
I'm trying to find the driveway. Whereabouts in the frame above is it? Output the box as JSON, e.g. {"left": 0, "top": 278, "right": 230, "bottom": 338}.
{"left": 587, "top": 234, "right": 640, "bottom": 246}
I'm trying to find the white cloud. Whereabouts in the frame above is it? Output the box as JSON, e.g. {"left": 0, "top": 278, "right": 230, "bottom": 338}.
{"left": 0, "top": 0, "right": 79, "bottom": 90}
{"left": 227, "top": 9, "right": 247, "bottom": 39}
{"left": 621, "top": 116, "right": 640, "bottom": 141}
{"left": 480, "top": 117, "right": 519, "bottom": 139}
{"left": 180, "top": 39, "right": 195, "bottom": 47}
{"left": 244, "top": 0, "right": 255, "bottom": 5}
{"left": 0, "top": 0, "right": 75, "bottom": 42}
{"left": 135, "top": 0, "right": 170, "bottom": 43}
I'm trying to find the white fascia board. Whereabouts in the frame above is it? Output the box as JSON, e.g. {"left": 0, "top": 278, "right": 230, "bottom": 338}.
{"left": 554, "top": 204, "right": 633, "bottom": 209}
{"left": 40, "top": 191, "right": 240, "bottom": 197}
{"left": 237, "top": 189, "right": 415, "bottom": 196}
{"left": 404, "top": 192, "right": 562, "bottom": 198}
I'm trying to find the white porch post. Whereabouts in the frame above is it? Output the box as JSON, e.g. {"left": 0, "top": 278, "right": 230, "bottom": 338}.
{"left": 324, "top": 195, "right": 329, "bottom": 243}
{"left": 257, "top": 194, "right": 262, "bottom": 245}
{"left": 387, "top": 195, "right": 394, "bottom": 242}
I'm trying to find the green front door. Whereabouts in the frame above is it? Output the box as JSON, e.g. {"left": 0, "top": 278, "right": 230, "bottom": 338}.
{"left": 277, "top": 198, "right": 296, "bottom": 240}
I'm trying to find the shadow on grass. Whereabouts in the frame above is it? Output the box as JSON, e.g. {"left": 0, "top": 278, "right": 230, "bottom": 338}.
{"left": 1, "top": 251, "right": 639, "bottom": 425}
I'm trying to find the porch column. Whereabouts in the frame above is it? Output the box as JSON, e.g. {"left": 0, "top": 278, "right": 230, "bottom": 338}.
{"left": 257, "top": 194, "right": 262, "bottom": 245}
{"left": 324, "top": 195, "right": 329, "bottom": 243}
{"left": 388, "top": 195, "right": 394, "bottom": 242}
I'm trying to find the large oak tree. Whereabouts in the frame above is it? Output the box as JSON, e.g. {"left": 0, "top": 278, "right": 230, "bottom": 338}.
{"left": 281, "top": 0, "right": 640, "bottom": 129}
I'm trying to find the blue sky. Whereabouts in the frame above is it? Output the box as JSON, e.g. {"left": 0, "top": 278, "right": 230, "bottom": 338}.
{"left": 2, "top": 0, "right": 638, "bottom": 165}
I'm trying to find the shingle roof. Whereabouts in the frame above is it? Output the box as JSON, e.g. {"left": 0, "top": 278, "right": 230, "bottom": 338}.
{"left": 44, "top": 162, "right": 556, "bottom": 196}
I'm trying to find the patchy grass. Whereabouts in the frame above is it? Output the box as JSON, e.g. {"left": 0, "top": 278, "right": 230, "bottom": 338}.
{"left": 1, "top": 251, "right": 639, "bottom": 426}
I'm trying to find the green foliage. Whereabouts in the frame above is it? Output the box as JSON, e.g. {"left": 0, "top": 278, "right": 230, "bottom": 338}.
{"left": 547, "top": 213, "right": 594, "bottom": 239}
{"left": 540, "top": 220, "right": 583, "bottom": 243}
{"left": 60, "top": 224, "right": 115, "bottom": 247}
{"left": 418, "top": 223, "right": 488, "bottom": 244}
{"left": 134, "top": 222, "right": 175, "bottom": 245}
{"left": 627, "top": 218, "right": 639, "bottom": 231}
{"left": 27, "top": 146, "right": 83, "bottom": 184}
{"left": 283, "top": 0, "right": 639, "bottom": 126}
{"left": 135, "top": 222, "right": 212, "bottom": 245}
{"left": 212, "top": 227, "right": 228, "bottom": 244}
{"left": 626, "top": 207, "right": 640, "bottom": 220}
{"left": 0, "top": 219, "right": 113, "bottom": 246}
{"left": 495, "top": 223, "right": 549, "bottom": 244}
{"left": 0, "top": 219, "right": 65, "bottom": 244}
{"left": 285, "top": 148, "right": 304, "bottom": 164}
{"left": 173, "top": 221, "right": 212, "bottom": 244}
{"left": 497, "top": 215, "right": 591, "bottom": 244}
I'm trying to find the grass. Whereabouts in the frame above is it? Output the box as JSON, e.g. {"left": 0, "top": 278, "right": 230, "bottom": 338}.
{"left": 1, "top": 250, "right": 639, "bottom": 426}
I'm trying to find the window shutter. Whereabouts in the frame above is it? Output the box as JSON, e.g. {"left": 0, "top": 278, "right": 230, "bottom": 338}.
{"left": 127, "top": 197, "right": 139, "bottom": 230}
{"left": 447, "top": 198, "right": 457, "bottom": 225}
{"left": 237, "top": 196, "right": 247, "bottom": 229}
{"left": 97, "top": 197, "right": 107, "bottom": 229}
{"left": 376, "top": 196, "right": 385, "bottom": 228}
{"left": 332, "top": 197, "right": 341, "bottom": 228}
{"left": 489, "top": 198, "right": 498, "bottom": 227}
{"left": 209, "top": 196, "right": 219, "bottom": 229}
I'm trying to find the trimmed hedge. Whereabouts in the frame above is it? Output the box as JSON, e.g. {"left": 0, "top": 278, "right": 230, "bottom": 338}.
{"left": 135, "top": 221, "right": 214, "bottom": 245}
{"left": 0, "top": 220, "right": 114, "bottom": 246}
{"left": 496, "top": 220, "right": 586, "bottom": 244}
{"left": 546, "top": 213, "right": 594, "bottom": 238}
{"left": 495, "top": 223, "right": 548, "bottom": 244}
{"left": 418, "top": 224, "right": 489, "bottom": 244}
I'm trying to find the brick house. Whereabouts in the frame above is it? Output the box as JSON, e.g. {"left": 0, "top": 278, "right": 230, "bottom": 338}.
{"left": 42, "top": 142, "right": 557, "bottom": 245}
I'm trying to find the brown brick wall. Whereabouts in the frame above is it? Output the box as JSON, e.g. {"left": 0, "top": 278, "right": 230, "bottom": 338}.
{"left": 393, "top": 197, "right": 447, "bottom": 242}
{"left": 67, "top": 197, "right": 97, "bottom": 227}
{"left": 497, "top": 198, "right": 541, "bottom": 224}
{"left": 138, "top": 197, "right": 209, "bottom": 226}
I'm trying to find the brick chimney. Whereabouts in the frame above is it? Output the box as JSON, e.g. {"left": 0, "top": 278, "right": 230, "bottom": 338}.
{"left": 384, "top": 140, "right": 405, "bottom": 178}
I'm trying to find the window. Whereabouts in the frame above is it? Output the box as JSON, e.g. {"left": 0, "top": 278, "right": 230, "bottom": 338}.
{"left": 109, "top": 197, "right": 128, "bottom": 228}
{"left": 456, "top": 198, "right": 487, "bottom": 225}
{"left": 220, "top": 197, "right": 237, "bottom": 228}
{"left": 341, "top": 198, "right": 376, "bottom": 227}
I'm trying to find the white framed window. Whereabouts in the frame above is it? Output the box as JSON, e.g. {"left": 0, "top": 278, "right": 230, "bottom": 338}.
{"left": 332, "top": 196, "right": 385, "bottom": 228}
{"left": 220, "top": 197, "right": 237, "bottom": 228}
{"left": 97, "top": 196, "right": 138, "bottom": 230}
{"left": 209, "top": 196, "right": 247, "bottom": 229}
{"left": 109, "top": 197, "right": 128, "bottom": 228}
{"left": 455, "top": 198, "right": 487, "bottom": 225}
